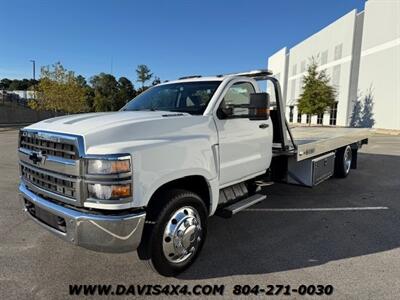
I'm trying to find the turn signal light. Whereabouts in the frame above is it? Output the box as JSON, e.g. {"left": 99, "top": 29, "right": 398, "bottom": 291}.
{"left": 88, "top": 183, "right": 132, "bottom": 200}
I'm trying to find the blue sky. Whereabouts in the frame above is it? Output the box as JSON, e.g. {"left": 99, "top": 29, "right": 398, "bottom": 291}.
{"left": 0, "top": 0, "right": 365, "bottom": 84}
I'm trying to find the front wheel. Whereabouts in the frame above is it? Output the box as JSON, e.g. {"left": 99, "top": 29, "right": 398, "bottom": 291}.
{"left": 140, "top": 189, "right": 207, "bottom": 276}
{"left": 334, "top": 145, "right": 352, "bottom": 178}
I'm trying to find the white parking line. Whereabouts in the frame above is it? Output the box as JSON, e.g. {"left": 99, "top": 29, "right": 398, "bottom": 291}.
{"left": 245, "top": 207, "right": 389, "bottom": 212}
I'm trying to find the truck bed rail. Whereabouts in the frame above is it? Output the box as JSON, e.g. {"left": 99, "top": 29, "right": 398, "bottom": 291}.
{"left": 291, "top": 127, "right": 369, "bottom": 161}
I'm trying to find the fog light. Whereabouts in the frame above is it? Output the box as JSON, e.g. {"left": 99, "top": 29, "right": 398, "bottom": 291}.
{"left": 88, "top": 183, "right": 131, "bottom": 200}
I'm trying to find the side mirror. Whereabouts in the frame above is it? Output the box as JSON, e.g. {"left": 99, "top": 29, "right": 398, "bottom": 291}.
{"left": 249, "top": 93, "right": 270, "bottom": 120}
{"left": 217, "top": 106, "right": 234, "bottom": 119}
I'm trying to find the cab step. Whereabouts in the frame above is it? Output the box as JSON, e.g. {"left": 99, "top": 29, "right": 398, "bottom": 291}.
{"left": 216, "top": 193, "right": 266, "bottom": 218}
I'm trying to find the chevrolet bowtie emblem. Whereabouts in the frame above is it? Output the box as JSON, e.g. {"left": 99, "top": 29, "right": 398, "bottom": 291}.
{"left": 29, "top": 151, "right": 47, "bottom": 165}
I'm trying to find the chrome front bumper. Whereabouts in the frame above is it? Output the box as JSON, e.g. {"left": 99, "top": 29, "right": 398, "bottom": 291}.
{"left": 19, "top": 183, "right": 146, "bottom": 253}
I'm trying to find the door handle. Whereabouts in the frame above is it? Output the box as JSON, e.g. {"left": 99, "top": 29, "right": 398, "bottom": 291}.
{"left": 259, "top": 123, "right": 269, "bottom": 129}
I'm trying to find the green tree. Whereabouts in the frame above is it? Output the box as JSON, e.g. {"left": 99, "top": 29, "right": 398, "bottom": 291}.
{"left": 28, "top": 79, "right": 39, "bottom": 92}
{"left": 152, "top": 76, "right": 161, "bottom": 86}
{"left": 76, "top": 75, "right": 95, "bottom": 111}
{"left": 8, "top": 78, "right": 37, "bottom": 90}
{"left": 117, "top": 77, "right": 136, "bottom": 109}
{"left": 29, "top": 62, "right": 87, "bottom": 113}
{"left": 0, "top": 78, "right": 11, "bottom": 90}
{"left": 90, "top": 73, "right": 119, "bottom": 112}
{"left": 298, "top": 59, "right": 336, "bottom": 126}
{"left": 8, "top": 79, "right": 24, "bottom": 90}
{"left": 76, "top": 75, "right": 87, "bottom": 87}
{"left": 136, "top": 64, "right": 152, "bottom": 88}
{"left": 0, "top": 78, "right": 38, "bottom": 91}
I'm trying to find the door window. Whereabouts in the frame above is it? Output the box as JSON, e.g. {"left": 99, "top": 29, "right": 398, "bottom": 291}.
{"left": 317, "top": 113, "right": 323, "bottom": 124}
{"left": 220, "top": 82, "right": 255, "bottom": 117}
{"left": 289, "top": 106, "right": 294, "bottom": 123}
{"left": 297, "top": 111, "right": 302, "bottom": 123}
{"left": 330, "top": 102, "right": 338, "bottom": 125}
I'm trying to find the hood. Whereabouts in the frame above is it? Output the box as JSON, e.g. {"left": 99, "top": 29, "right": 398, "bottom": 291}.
{"left": 25, "top": 111, "right": 191, "bottom": 135}
{"left": 25, "top": 111, "right": 216, "bottom": 154}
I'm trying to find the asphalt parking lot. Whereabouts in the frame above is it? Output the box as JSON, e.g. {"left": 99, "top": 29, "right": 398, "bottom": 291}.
{"left": 1, "top": 128, "right": 400, "bottom": 299}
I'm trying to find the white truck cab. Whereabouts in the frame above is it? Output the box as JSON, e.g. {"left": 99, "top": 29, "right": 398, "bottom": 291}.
{"left": 18, "top": 70, "right": 368, "bottom": 276}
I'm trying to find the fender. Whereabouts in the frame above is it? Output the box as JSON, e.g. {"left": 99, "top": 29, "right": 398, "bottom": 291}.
{"left": 140, "top": 169, "right": 220, "bottom": 216}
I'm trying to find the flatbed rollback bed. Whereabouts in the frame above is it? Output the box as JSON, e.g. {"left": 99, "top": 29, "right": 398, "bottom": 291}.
{"left": 219, "top": 70, "right": 369, "bottom": 218}
{"left": 270, "top": 126, "right": 369, "bottom": 187}
{"left": 251, "top": 70, "right": 369, "bottom": 189}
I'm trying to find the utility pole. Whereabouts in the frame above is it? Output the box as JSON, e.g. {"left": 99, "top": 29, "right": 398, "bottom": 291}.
{"left": 30, "top": 60, "right": 36, "bottom": 80}
{"left": 30, "top": 60, "right": 36, "bottom": 100}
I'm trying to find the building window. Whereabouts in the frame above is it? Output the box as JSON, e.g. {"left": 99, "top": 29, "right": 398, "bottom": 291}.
{"left": 334, "top": 44, "right": 343, "bottom": 60}
{"left": 297, "top": 111, "right": 302, "bottom": 123}
{"left": 300, "top": 60, "right": 306, "bottom": 72}
{"left": 292, "top": 64, "right": 297, "bottom": 76}
{"left": 321, "top": 50, "right": 328, "bottom": 65}
{"left": 289, "top": 106, "right": 294, "bottom": 123}
{"left": 298, "top": 79, "right": 303, "bottom": 95}
{"left": 306, "top": 114, "right": 311, "bottom": 124}
{"left": 290, "top": 79, "right": 296, "bottom": 100}
{"left": 332, "top": 65, "right": 341, "bottom": 86}
{"left": 317, "top": 113, "right": 323, "bottom": 124}
{"left": 329, "top": 102, "right": 338, "bottom": 125}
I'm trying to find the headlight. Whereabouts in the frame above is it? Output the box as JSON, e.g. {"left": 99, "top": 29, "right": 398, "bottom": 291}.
{"left": 88, "top": 183, "right": 131, "bottom": 200}
{"left": 87, "top": 158, "right": 131, "bottom": 175}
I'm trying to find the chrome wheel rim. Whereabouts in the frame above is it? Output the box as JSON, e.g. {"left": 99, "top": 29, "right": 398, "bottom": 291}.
{"left": 344, "top": 146, "right": 352, "bottom": 174}
{"left": 162, "top": 206, "right": 202, "bottom": 264}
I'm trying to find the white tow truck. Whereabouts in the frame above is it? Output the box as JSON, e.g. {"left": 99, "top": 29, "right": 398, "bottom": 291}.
{"left": 18, "top": 70, "right": 369, "bottom": 275}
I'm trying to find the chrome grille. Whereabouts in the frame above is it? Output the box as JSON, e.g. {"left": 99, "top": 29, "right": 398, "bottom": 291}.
{"left": 20, "top": 133, "right": 77, "bottom": 160}
{"left": 21, "top": 163, "right": 77, "bottom": 199}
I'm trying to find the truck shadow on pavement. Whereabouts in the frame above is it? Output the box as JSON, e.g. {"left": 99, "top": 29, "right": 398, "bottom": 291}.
{"left": 178, "top": 153, "right": 400, "bottom": 280}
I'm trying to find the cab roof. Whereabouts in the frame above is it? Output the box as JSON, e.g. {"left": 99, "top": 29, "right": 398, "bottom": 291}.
{"left": 159, "top": 69, "right": 272, "bottom": 85}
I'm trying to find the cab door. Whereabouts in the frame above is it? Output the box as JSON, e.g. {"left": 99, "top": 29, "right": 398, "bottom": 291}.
{"left": 214, "top": 80, "right": 272, "bottom": 187}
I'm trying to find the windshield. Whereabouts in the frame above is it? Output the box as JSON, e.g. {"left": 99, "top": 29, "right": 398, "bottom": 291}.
{"left": 122, "top": 81, "right": 221, "bottom": 115}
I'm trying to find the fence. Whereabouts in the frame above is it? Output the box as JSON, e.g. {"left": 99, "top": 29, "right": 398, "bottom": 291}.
{"left": 0, "top": 92, "right": 59, "bottom": 125}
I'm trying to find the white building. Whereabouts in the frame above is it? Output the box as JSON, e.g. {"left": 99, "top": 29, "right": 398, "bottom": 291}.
{"left": 9, "top": 90, "right": 36, "bottom": 100}
{"left": 268, "top": 0, "right": 400, "bottom": 130}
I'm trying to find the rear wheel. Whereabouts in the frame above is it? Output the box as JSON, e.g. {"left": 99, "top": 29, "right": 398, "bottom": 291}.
{"left": 334, "top": 145, "right": 352, "bottom": 178}
{"left": 138, "top": 189, "right": 207, "bottom": 276}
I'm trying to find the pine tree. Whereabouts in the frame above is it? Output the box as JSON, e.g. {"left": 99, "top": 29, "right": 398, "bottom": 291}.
{"left": 136, "top": 64, "right": 153, "bottom": 89}
{"left": 298, "top": 59, "right": 336, "bottom": 126}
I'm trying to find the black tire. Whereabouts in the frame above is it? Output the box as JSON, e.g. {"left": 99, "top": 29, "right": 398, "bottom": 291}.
{"left": 334, "top": 145, "right": 352, "bottom": 178}
{"left": 138, "top": 189, "right": 207, "bottom": 276}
